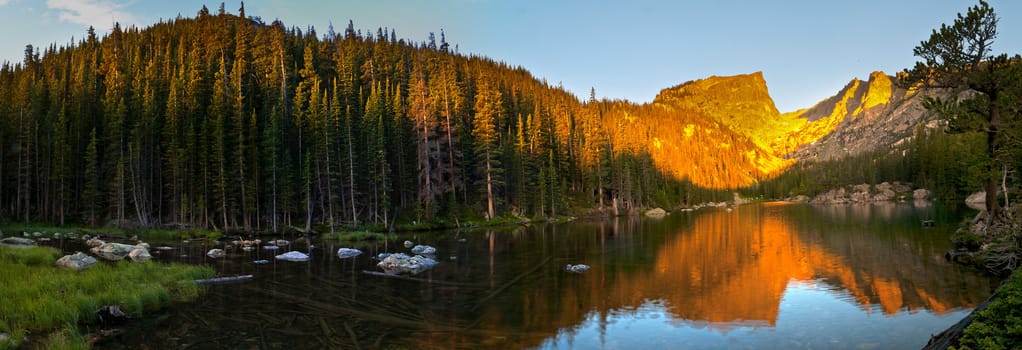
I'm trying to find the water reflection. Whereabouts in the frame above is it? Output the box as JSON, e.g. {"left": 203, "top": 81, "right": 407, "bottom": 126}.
{"left": 487, "top": 203, "right": 993, "bottom": 348}
{"left": 95, "top": 203, "right": 993, "bottom": 349}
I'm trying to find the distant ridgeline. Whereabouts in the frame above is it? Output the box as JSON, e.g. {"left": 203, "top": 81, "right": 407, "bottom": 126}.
{"left": 0, "top": 6, "right": 931, "bottom": 229}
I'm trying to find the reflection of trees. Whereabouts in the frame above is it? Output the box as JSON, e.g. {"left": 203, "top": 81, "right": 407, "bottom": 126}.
{"left": 467, "top": 203, "right": 993, "bottom": 348}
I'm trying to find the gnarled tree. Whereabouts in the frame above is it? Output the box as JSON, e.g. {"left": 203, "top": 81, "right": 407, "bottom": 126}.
{"left": 903, "top": 0, "right": 1022, "bottom": 224}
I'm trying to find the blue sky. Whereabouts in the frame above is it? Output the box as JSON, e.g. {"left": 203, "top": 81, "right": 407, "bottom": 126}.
{"left": 1, "top": 0, "right": 1020, "bottom": 112}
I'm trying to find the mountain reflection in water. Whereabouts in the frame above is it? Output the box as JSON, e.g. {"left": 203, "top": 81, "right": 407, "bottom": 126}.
{"left": 104, "top": 202, "right": 993, "bottom": 349}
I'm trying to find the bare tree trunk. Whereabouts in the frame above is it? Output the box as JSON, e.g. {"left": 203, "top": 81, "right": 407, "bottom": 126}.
{"left": 238, "top": 132, "right": 249, "bottom": 230}
{"left": 485, "top": 154, "right": 494, "bottom": 220}
{"left": 443, "top": 83, "right": 456, "bottom": 202}
{"left": 347, "top": 114, "right": 357, "bottom": 226}
{"left": 324, "top": 117, "right": 335, "bottom": 233}
{"left": 1003, "top": 163, "right": 1010, "bottom": 212}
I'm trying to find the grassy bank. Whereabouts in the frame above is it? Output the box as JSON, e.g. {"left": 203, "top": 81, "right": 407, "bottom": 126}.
{"left": 0, "top": 245, "right": 213, "bottom": 349}
{"left": 951, "top": 268, "right": 1022, "bottom": 350}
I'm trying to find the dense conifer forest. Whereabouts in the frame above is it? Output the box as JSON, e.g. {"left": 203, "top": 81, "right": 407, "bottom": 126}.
{"left": 1, "top": 4, "right": 1011, "bottom": 232}
{"left": 0, "top": 5, "right": 722, "bottom": 231}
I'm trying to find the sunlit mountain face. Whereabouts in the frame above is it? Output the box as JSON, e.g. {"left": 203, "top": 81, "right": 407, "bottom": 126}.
{"left": 593, "top": 70, "right": 908, "bottom": 189}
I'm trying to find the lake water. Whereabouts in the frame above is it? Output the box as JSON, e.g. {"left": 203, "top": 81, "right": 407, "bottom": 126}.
{"left": 88, "top": 202, "right": 995, "bottom": 349}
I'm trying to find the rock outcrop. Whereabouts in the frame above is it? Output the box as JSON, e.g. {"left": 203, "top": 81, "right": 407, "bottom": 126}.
{"left": 56, "top": 252, "right": 98, "bottom": 270}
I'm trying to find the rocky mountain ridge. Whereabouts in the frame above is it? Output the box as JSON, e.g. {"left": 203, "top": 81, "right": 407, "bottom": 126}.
{"left": 785, "top": 72, "right": 946, "bottom": 161}
{"left": 659, "top": 70, "right": 948, "bottom": 169}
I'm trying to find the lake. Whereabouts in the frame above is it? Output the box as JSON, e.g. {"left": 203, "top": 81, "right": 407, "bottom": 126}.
{"left": 88, "top": 202, "right": 995, "bottom": 349}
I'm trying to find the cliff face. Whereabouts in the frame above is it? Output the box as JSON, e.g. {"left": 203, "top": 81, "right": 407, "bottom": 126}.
{"left": 633, "top": 72, "right": 804, "bottom": 188}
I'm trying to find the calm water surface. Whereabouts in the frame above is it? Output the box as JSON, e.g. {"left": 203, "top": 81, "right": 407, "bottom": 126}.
{"left": 92, "top": 202, "right": 995, "bottom": 349}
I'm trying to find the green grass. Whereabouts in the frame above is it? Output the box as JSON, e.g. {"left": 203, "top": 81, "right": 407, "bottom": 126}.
{"left": 0, "top": 246, "right": 213, "bottom": 349}
{"left": 952, "top": 268, "right": 1022, "bottom": 350}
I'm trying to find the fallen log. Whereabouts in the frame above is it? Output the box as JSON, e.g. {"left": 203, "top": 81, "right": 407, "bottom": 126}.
{"left": 195, "top": 274, "right": 255, "bottom": 286}
{"left": 361, "top": 270, "right": 483, "bottom": 287}
{"left": 923, "top": 290, "right": 999, "bottom": 350}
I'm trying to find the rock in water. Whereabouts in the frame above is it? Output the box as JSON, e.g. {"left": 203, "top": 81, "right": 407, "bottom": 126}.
{"left": 128, "top": 247, "right": 152, "bottom": 262}
{"left": 56, "top": 252, "right": 98, "bottom": 270}
{"left": 275, "top": 251, "right": 310, "bottom": 262}
{"left": 565, "top": 264, "right": 591, "bottom": 273}
{"left": 337, "top": 248, "right": 363, "bottom": 259}
{"left": 377, "top": 253, "right": 438, "bottom": 275}
{"left": 403, "top": 240, "right": 414, "bottom": 248}
{"left": 206, "top": 249, "right": 226, "bottom": 259}
{"left": 0, "top": 237, "right": 37, "bottom": 246}
{"left": 410, "top": 245, "right": 437, "bottom": 257}
{"left": 253, "top": 259, "right": 270, "bottom": 264}
{"left": 92, "top": 243, "right": 138, "bottom": 261}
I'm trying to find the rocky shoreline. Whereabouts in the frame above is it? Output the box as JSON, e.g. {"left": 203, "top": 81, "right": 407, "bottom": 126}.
{"left": 798, "top": 181, "right": 931, "bottom": 205}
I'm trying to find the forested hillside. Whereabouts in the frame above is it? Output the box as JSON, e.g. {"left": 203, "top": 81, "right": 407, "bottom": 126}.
{"left": 1, "top": 6, "right": 785, "bottom": 231}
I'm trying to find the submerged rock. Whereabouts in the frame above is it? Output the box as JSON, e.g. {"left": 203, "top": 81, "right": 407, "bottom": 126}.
{"left": 337, "top": 248, "right": 363, "bottom": 259}
{"left": 92, "top": 243, "right": 139, "bottom": 261}
{"left": 56, "top": 252, "right": 98, "bottom": 270}
{"left": 263, "top": 245, "right": 280, "bottom": 250}
{"left": 206, "top": 249, "right": 226, "bottom": 259}
{"left": 253, "top": 259, "right": 270, "bottom": 264}
{"left": 377, "top": 253, "right": 438, "bottom": 275}
{"left": 410, "top": 245, "right": 436, "bottom": 257}
{"left": 275, "top": 251, "right": 310, "bottom": 262}
{"left": 0, "top": 237, "right": 36, "bottom": 246}
{"left": 565, "top": 264, "right": 591, "bottom": 273}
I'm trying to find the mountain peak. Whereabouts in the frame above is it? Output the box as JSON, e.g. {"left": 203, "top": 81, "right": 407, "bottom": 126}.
{"left": 653, "top": 72, "right": 807, "bottom": 155}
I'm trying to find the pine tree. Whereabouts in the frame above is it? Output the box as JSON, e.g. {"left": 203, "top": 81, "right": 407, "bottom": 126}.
{"left": 472, "top": 77, "right": 503, "bottom": 219}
